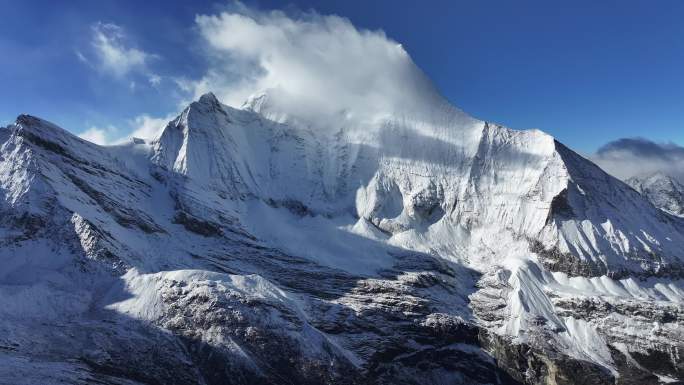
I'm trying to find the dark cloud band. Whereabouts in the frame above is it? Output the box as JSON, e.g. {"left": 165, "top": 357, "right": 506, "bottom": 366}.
{"left": 591, "top": 137, "right": 684, "bottom": 182}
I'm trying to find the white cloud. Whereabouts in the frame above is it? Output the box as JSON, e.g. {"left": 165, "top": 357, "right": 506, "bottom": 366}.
{"left": 88, "top": 22, "right": 158, "bottom": 79}
{"left": 81, "top": 5, "right": 457, "bottom": 144}
{"left": 187, "top": 5, "right": 445, "bottom": 128}
{"left": 78, "top": 126, "right": 115, "bottom": 145}
{"left": 148, "top": 74, "right": 162, "bottom": 87}
{"left": 591, "top": 138, "right": 684, "bottom": 182}
{"left": 129, "top": 114, "right": 171, "bottom": 141}
{"left": 77, "top": 115, "right": 169, "bottom": 146}
{"left": 75, "top": 50, "right": 88, "bottom": 64}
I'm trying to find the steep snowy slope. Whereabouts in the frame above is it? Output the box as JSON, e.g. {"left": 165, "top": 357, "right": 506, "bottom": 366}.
{"left": 627, "top": 173, "right": 684, "bottom": 217}
{"left": 152, "top": 92, "right": 684, "bottom": 382}
{"left": 0, "top": 91, "right": 682, "bottom": 385}
{"left": 0, "top": 110, "right": 507, "bottom": 385}
{"left": 154, "top": 92, "right": 684, "bottom": 277}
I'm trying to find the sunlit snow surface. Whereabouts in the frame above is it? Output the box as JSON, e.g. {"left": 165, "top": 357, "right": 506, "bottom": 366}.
{"left": 0, "top": 93, "right": 682, "bottom": 383}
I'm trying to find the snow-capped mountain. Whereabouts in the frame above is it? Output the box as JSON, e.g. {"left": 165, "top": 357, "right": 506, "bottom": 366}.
{"left": 627, "top": 172, "right": 684, "bottom": 218}
{"left": 0, "top": 91, "right": 682, "bottom": 385}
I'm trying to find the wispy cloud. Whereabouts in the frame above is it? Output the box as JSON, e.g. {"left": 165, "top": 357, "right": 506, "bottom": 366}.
{"left": 77, "top": 113, "right": 170, "bottom": 146}
{"left": 128, "top": 114, "right": 171, "bottom": 141}
{"left": 148, "top": 74, "right": 162, "bottom": 87}
{"left": 591, "top": 137, "right": 684, "bottom": 182}
{"left": 90, "top": 22, "right": 155, "bottom": 77}
{"left": 78, "top": 21, "right": 161, "bottom": 88}
{"left": 78, "top": 125, "right": 117, "bottom": 145}
{"left": 75, "top": 50, "right": 89, "bottom": 64}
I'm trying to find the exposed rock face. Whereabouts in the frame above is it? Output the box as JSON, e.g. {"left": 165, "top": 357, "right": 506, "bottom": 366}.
{"left": 627, "top": 173, "right": 684, "bottom": 218}
{"left": 0, "top": 94, "right": 682, "bottom": 385}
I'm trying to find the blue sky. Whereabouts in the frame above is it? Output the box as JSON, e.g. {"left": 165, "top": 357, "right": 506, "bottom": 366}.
{"left": 1, "top": 0, "right": 683, "bottom": 151}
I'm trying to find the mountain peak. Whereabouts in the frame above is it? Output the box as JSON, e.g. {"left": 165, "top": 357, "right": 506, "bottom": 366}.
{"left": 16, "top": 113, "right": 45, "bottom": 126}
{"left": 241, "top": 92, "right": 268, "bottom": 113}
{"left": 12, "top": 114, "right": 80, "bottom": 146}
{"left": 626, "top": 172, "right": 684, "bottom": 216}
{"left": 151, "top": 92, "right": 249, "bottom": 193}
{"left": 184, "top": 92, "right": 228, "bottom": 120}
{"left": 628, "top": 171, "right": 681, "bottom": 188}
{"left": 14, "top": 114, "right": 66, "bottom": 134}
{"left": 648, "top": 171, "right": 679, "bottom": 183}
{"left": 198, "top": 92, "right": 220, "bottom": 106}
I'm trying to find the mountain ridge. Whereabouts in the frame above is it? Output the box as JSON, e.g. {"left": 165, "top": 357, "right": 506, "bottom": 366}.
{"left": 626, "top": 172, "right": 684, "bottom": 218}
{"left": 0, "top": 93, "right": 682, "bottom": 385}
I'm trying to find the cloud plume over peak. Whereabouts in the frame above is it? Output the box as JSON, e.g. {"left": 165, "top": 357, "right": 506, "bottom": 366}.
{"left": 189, "top": 5, "right": 450, "bottom": 126}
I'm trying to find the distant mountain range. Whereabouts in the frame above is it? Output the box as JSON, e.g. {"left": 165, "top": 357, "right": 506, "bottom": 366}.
{"left": 627, "top": 172, "right": 684, "bottom": 218}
